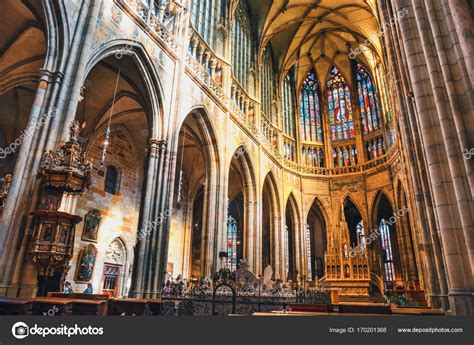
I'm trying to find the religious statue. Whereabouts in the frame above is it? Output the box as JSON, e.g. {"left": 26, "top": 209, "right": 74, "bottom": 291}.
{"left": 69, "top": 120, "right": 86, "bottom": 143}
{"left": 360, "top": 236, "right": 367, "bottom": 256}
{"left": 344, "top": 244, "right": 348, "bottom": 259}
{"left": 263, "top": 265, "right": 273, "bottom": 285}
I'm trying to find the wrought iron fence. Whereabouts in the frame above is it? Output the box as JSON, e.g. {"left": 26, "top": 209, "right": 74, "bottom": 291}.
{"left": 158, "top": 270, "right": 331, "bottom": 316}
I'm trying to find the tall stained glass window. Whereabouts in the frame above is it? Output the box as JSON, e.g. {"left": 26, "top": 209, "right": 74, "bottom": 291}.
{"left": 226, "top": 216, "right": 238, "bottom": 271}
{"left": 379, "top": 219, "right": 395, "bottom": 282}
{"left": 327, "top": 66, "right": 354, "bottom": 141}
{"left": 305, "top": 224, "right": 312, "bottom": 281}
{"left": 261, "top": 49, "right": 275, "bottom": 121}
{"left": 356, "top": 63, "right": 382, "bottom": 135}
{"left": 282, "top": 73, "right": 296, "bottom": 138}
{"left": 232, "top": 1, "right": 253, "bottom": 90}
{"left": 299, "top": 69, "right": 323, "bottom": 142}
{"left": 192, "top": 0, "right": 223, "bottom": 49}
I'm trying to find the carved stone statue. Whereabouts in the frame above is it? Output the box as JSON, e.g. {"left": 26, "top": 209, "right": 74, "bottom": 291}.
{"left": 263, "top": 265, "right": 273, "bottom": 285}
{"left": 234, "top": 259, "right": 258, "bottom": 288}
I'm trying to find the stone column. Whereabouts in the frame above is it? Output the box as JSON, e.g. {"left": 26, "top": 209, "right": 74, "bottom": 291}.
{"left": 447, "top": 0, "right": 474, "bottom": 86}
{"left": 130, "top": 139, "right": 169, "bottom": 298}
{"left": 378, "top": 0, "right": 449, "bottom": 309}
{"left": 394, "top": 0, "right": 473, "bottom": 315}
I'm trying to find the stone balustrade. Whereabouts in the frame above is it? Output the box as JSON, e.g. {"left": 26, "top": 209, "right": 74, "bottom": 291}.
{"left": 188, "top": 30, "right": 225, "bottom": 87}
{"left": 117, "top": 0, "right": 181, "bottom": 55}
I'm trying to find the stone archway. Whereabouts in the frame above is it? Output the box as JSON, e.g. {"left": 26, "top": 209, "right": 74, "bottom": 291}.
{"left": 261, "top": 172, "right": 281, "bottom": 275}
{"left": 227, "top": 145, "right": 257, "bottom": 272}
{"left": 306, "top": 198, "right": 328, "bottom": 281}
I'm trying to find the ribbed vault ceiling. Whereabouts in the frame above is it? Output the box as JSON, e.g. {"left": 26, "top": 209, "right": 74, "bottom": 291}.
{"left": 256, "top": 0, "right": 382, "bottom": 88}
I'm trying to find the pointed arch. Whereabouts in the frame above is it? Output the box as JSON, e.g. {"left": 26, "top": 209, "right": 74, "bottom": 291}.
{"left": 284, "top": 192, "right": 301, "bottom": 281}
{"left": 340, "top": 195, "right": 365, "bottom": 246}
{"left": 261, "top": 171, "right": 281, "bottom": 272}
{"left": 85, "top": 39, "right": 165, "bottom": 139}
{"left": 228, "top": 143, "right": 257, "bottom": 270}
{"left": 172, "top": 107, "right": 221, "bottom": 279}
{"left": 371, "top": 190, "right": 403, "bottom": 288}
{"left": 306, "top": 197, "right": 329, "bottom": 280}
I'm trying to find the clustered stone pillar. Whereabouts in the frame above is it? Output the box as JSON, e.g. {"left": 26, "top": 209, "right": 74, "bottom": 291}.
{"left": 130, "top": 139, "right": 171, "bottom": 298}
{"left": 392, "top": 0, "right": 473, "bottom": 315}
{"left": 378, "top": 0, "right": 449, "bottom": 311}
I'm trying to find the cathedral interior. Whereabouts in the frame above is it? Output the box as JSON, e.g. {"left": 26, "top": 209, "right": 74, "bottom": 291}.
{"left": 0, "top": 0, "right": 472, "bottom": 316}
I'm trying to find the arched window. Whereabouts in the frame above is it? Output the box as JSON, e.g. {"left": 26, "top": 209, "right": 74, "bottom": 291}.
{"left": 191, "top": 0, "right": 223, "bottom": 48}
{"left": 104, "top": 166, "right": 119, "bottom": 195}
{"left": 232, "top": 1, "right": 253, "bottom": 89}
{"left": 299, "top": 69, "right": 323, "bottom": 142}
{"left": 282, "top": 73, "right": 296, "bottom": 138}
{"left": 226, "top": 215, "right": 238, "bottom": 271}
{"left": 356, "top": 63, "right": 382, "bottom": 135}
{"left": 261, "top": 48, "right": 275, "bottom": 122}
{"left": 327, "top": 66, "right": 354, "bottom": 141}
{"left": 379, "top": 219, "right": 395, "bottom": 283}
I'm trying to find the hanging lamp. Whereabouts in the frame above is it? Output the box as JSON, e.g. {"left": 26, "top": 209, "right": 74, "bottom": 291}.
{"left": 100, "top": 64, "right": 122, "bottom": 166}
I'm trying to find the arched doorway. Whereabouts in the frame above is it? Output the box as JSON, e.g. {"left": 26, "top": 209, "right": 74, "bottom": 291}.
{"left": 64, "top": 53, "right": 151, "bottom": 295}
{"left": 261, "top": 172, "right": 280, "bottom": 273}
{"left": 343, "top": 198, "right": 364, "bottom": 248}
{"left": 227, "top": 146, "right": 256, "bottom": 272}
{"left": 227, "top": 194, "right": 244, "bottom": 271}
{"left": 0, "top": 0, "right": 47, "bottom": 183}
{"left": 170, "top": 109, "right": 220, "bottom": 280}
{"left": 373, "top": 192, "right": 402, "bottom": 290}
{"left": 190, "top": 187, "right": 204, "bottom": 278}
{"left": 285, "top": 194, "right": 300, "bottom": 282}
{"left": 306, "top": 199, "right": 327, "bottom": 281}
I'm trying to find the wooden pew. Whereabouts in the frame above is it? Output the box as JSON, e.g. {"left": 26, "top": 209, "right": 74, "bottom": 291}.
{"left": 337, "top": 303, "right": 392, "bottom": 314}
{"left": 32, "top": 297, "right": 73, "bottom": 315}
{"left": 46, "top": 293, "right": 109, "bottom": 315}
{"left": 47, "top": 292, "right": 109, "bottom": 300}
{"left": 0, "top": 298, "right": 33, "bottom": 315}
{"left": 288, "top": 304, "right": 331, "bottom": 313}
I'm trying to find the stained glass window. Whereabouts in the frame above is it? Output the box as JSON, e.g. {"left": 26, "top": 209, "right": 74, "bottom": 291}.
{"left": 261, "top": 49, "right": 275, "bottom": 121}
{"left": 226, "top": 216, "right": 238, "bottom": 271}
{"left": 379, "top": 219, "right": 395, "bottom": 282}
{"left": 305, "top": 224, "right": 312, "bottom": 281}
{"left": 356, "top": 63, "right": 382, "bottom": 135}
{"left": 367, "top": 136, "right": 385, "bottom": 160}
{"left": 192, "top": 0, "right": 222, "bottom": 49}
{"left": 327, "top": 66, "right": 354, "bottom": 141}
{"left": 282, "top": 73, "right": 296, "bottom": 138}
{"left": 232, "top": 1, "right": 253, "bottom": 89}
{"left": 299, "top": 70, "right": 323, "bottom": 142}
{"left": 105, "top": 166, "right": 118, "bottom": 195}
{"left": 333, "top": 145, "right": 357, "bottom": 167}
